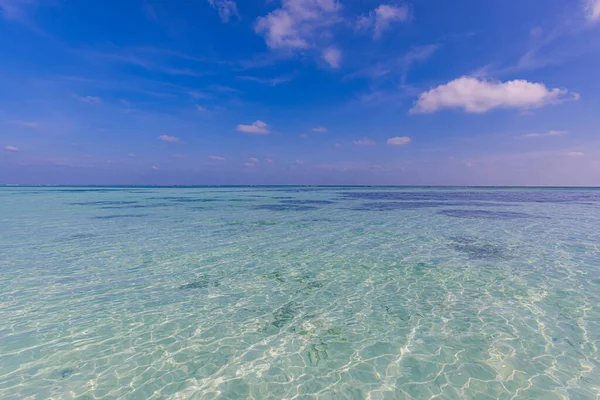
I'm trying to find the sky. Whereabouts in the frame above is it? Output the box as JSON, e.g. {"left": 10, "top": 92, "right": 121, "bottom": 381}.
{"left": 1, "top": 0, "right": 600, "bottom": 185}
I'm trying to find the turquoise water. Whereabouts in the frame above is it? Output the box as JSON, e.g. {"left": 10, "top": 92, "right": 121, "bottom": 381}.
{"left": 1, "top": 187, "right": 599, "bottom": 399}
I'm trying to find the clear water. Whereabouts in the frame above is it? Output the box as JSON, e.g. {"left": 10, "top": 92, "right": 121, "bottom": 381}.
{"left": 1, "top": 187, "right": 599, "bottom": 399}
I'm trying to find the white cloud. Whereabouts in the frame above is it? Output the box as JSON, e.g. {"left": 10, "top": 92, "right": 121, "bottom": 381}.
{"left": 566, "top": 151, "right": 584, "bottom": 157}
{"left": 264, "top": 157, "right": 274, "bottom": 163}
{"left": 322, "top": 46, "right": 342, "bottom": 68}
{"left": 387, "top": 136, "right": 412, "bottom": 145}
{"left": 410, "top": 77, "right": 578, "bottom": 114}
{"left": 208, "top": 0, "right": 240, "bottom": 23}
{"left": 11, "top": 120, "right": 39, "bottom": 128}
{"left": 312, "top": 126, "right": 327, "bottom": 133}
{"left": 173, "top": 154, "right": 188, "bottom": 159}
{"left": 519, "top": 130, "right": 567, "bottom": 139}
{"left": 254, "top": 0, "right": 342, "bottom": 50}
{"left": 236, "top": 120, "right": 270, "bottom": 134}
{"left": 584, "top": 0, "right": 600, "bottom": 22}
{"left": 76, "top": 95, "right": 102, "bottom": 104}
{"left": 158, "top": 134, "right": 180, "bottom": 142}
{"left": 300, "top": 133, "right": 309, "bottom": 138}
{"left": 352, "top": 139, "right": 376, "bottom": 146}
{"left": 209, "top": 155, "right": 225, "bottom": 161}
{"left": 128, "top": 153, "right": 136, "bottom": 157}
{"left": 249, "top": 157, "right": 259, "bottom": 162}
{"left": 357, "top": 4, "right": 409, "bottom": 39}
{"left": 4, "top": 145, "right": 19, "bottom": 152}
{"left": 244, "top": 162, "right": 255, "bottom": 167}
{"left": 196, "top": 105, "right": 207, "bottom": 112}
{"left": 151, "top": 165, "right": 159, "bottom": 170}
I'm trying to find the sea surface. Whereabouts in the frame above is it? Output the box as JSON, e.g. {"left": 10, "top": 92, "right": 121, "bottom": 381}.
{"left": 1, "top": 186, "right": 599, "bottom": 399}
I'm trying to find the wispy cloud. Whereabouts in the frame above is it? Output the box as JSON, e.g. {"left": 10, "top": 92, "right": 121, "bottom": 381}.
{"left": 410, "top": 77, "right": 578, "bottom": 114}
{"left": 399, "top": 44, "right": 439, "bottom": 84}
{"left": 208, "top": 155, "right": 225, "bottom": 161}
{"left": 76, "top": 95, "right": 102, "bottom": 104}
{"left": 312, "top": 126, "right": 327, "bottom": 133}
{"left": 158, "top": 134, "right": 180, "bottom": 142}
{"left": 322, "top": 46, "right": 342, "bottom": 69}
{"left": 519, "top": 130, "right": 568, "bottom": 139}
{"left": 566, "top": 151, "right": 584, "bottom": 157}
{"left": 151, "top": 165, "right": 159, "bottom": 170}
{"left": 387, "top": 136, "right": 412, "bottom": 145}
{"left": 584, "top": 0, "right": 600, "bottom": 22}
{"left": 237, "top": 74, "right": 295, "bottom": 86}
{"left": 11, "top": 120, "right": 39, "bottom": 128}
{"left": 208, "top": 0, "right": 240, "bottom": 23}
{"left": 357, "top": 4, "right": 410, "bottom": 39}
{"left": 352, "top": 139, "right": 376, "bottom": 146}
{"left": 236, "top": 120, "right": 270, "bottom": 134}
{"left": 249, "top": 157, "right": 259, "bottom": 162}
{"left": 196, "top": 105, "right": 208, "bottom": 112}
{"left": 4, "top": 145, "right": 19, "bottom": 152}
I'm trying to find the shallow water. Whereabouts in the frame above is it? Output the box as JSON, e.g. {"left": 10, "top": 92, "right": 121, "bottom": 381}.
{"left": 1, "top": 187, "right": 599, "bottom": 399}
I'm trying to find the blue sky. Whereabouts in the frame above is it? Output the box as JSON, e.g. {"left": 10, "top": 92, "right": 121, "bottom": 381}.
{"left": 1, "top": 0, "right": 600, "bottom": 185}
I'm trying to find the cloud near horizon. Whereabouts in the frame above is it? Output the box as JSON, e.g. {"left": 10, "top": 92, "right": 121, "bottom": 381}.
{"left": 236, "top": 120, "right": 270, "bottom": 134}
{"left": 386, "top": 136, "right": 412, "bottom": 145}
{"left": 410, "top": 77, "right": 578, "bottom": 114}
{"left": 158, "top": 134, "right": 180, "bottom": 142}
{"left": 5, "top": 146, "right": 19, "bottom": 152}
{"left": 519, "top": 130, "right": 568, "bottom": 139}
{"left": 352, "top": 139, "right": 376, "bottom": 146}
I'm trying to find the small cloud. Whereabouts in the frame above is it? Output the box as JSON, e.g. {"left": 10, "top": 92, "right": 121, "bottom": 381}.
{"left": 264, "top": 157, "right": 274, "bottom": 163}
{"left": 127, "top": 153, "right": 136, "bottom": 157}
{"left": 352, "top": 139, "right": 376, "bottom": 146}
{"left": 173, "top": 154, "right": 188, "bottom": 159}
{"left": 584, "top": 0, "right": 600, "bottom": 22}
{"left": 386, "top": 136, "right": 412, "bottom": 145}
{"left": 300, "top": 133, "right": 309, "bottom": 138}
{"left": 76, "top": 95, "right": 102, "bottom": 104}
{"left": 236, "top": 120, "right": 270, "bottom": 134}
{"left": 410, "top": 77, "right": 578, "bottom": 114}
{"left": 322, "top": 46, "right": 342, "bottom": 69}
{"left": 237, "top": 75, "right": 294, "bottom": 86}
{"left": 84, "top": 154, "right": 94, "bottom": 158}
{"left": 158, "top": 134, "right": 180, "bottom": 142}
{"left": 4, "top": 145, "right": 19, "bottom": 152}
{"left": 120, "top": 99, "right": 131, "bottom": 107}
{"left": 357, "top": 4, "right": 410, "bottom": 39}
{"left": 519, "top": 130, "right": 567, "bottom": 139}
{"left": 11, "top": 121, "right": 39, "bottom": 128}
{"left": 566, "top": 151, "right": 584, "bottom": 157}
{"left": 244, "top": 162, "right": 255, "bottom": 167}
{"left": 209, "top": 155, "right": 225, "bottom": 161}
{"left": 196, "top": 105, "right": 208, "bottom": 112}
{"left": 465, "top": 161, "right": 475, "bottom": 168}
{"left": 333, "top": 142, "right": 342, "bottom": 148}
{"left": 208, "top": 0, "right": 240, "bottom": 23}
{"left": 249, "top": 157, "right": 259, "bottom": 162}
{"left": 151, "top": 165, "right": 159, "bottom": 170}
{"left": 189, "top": 91, "right": 209, "bottom": 99}
{"left": 107, "top": 160, "right": 116, "bottom": 164}
{"left": 312, "top": 126, "right": 327, "bottom": 133}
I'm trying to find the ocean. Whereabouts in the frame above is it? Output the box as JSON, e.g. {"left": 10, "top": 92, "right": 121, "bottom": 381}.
{"left": 1, "top": 186, "right": 599, "bottom": 399}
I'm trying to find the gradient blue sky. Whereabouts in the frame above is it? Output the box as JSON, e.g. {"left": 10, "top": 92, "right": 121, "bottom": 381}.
{"left": 1, "top": 0, "right": 600, "bottom": 185}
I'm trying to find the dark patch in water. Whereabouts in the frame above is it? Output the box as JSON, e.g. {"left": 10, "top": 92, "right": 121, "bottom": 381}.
{"left": 340, "top": 190, "right": 600, "bottom": 204}
{"left": 98, "top": 203, "right": 175, "bottom": 209}
{"left": 449, "top": 236, "right": 509, "bottom": 260}
{"left": 438, "top": 210, "right": 535, "bottom": 219}
{"left": 70, "top": 201, "right": 139, "bottom": 206}
{"left": 263, "top": 271, "right": 286, "bottom": 283}
{"left": 272, "top": 302, "right": 299, "bottom": 328}
{"left": 64, "top": 233, "right": 98, "bottom": 241}
{"left": 354, "top": 201, "right": 462, "bottom": 210}
{"left": 281, "top": 200, "right": 335, "bottom": 205}
{"left": 179, "top": 276, "right": 221, "bottom": 289}
{"left": 255, "top": 204, "right": 317, "bottom": 211}
{"left": 271, "top": 196, "right": 295, "bottom": 199}
{"left": 152, "top": 197, "right": 220, "bottom": 203}
{"left": 384, "top": 305, "right": 411, "bottom": 321}
{"left": 92, "top": 214, "right": 149, "bottom": 220}
{"left": 53, "top": 368, "right": 74, "bottom": 379}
